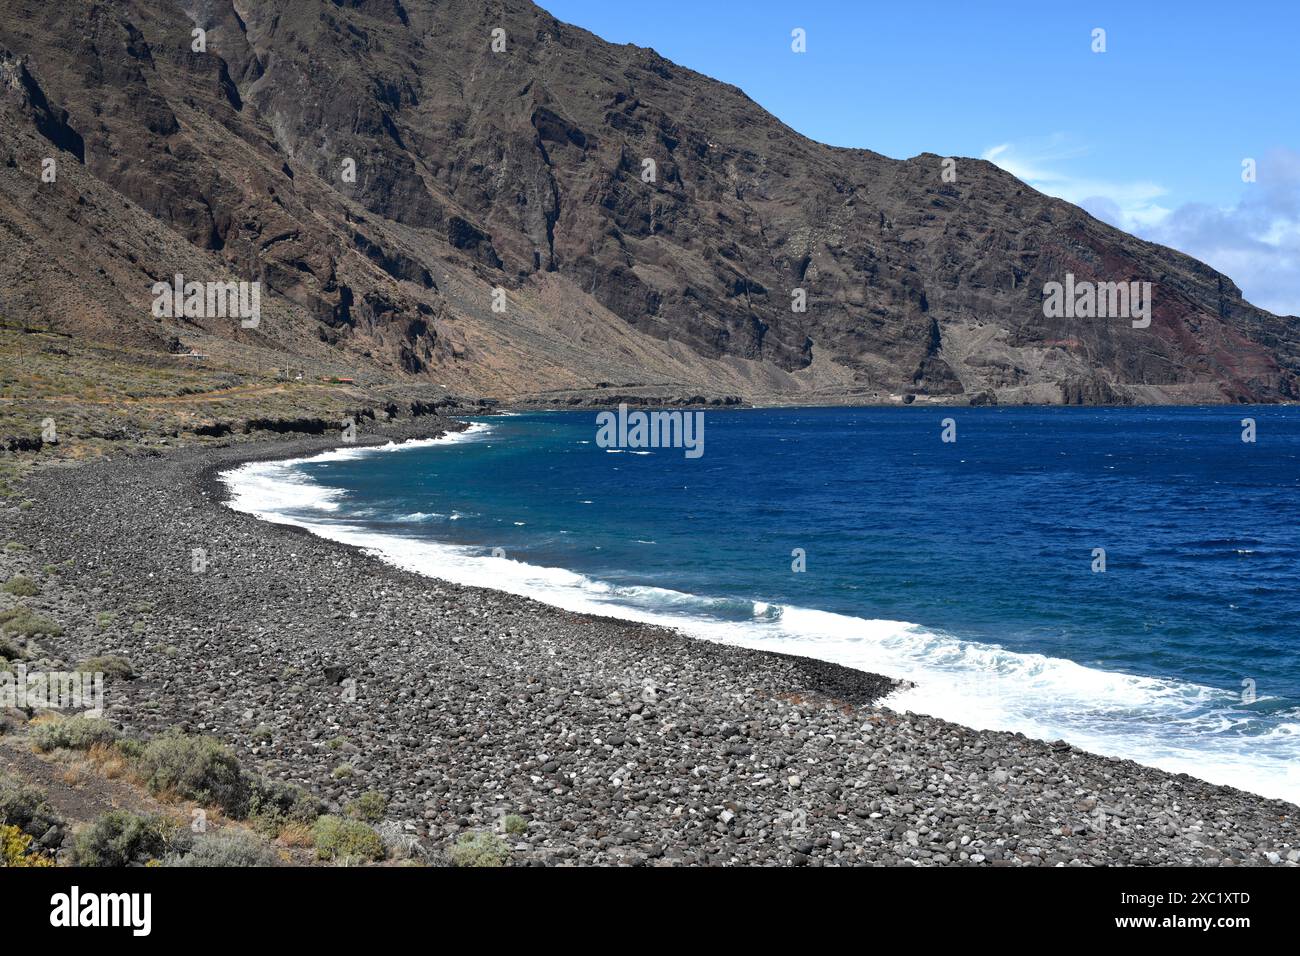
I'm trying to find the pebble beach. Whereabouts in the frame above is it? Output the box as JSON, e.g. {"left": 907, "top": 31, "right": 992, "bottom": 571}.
{"left": 3, "top": 418, "right": 1297, "bottom": 866}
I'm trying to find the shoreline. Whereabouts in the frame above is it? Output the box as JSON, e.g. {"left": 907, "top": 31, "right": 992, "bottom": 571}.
{"left": 221, "top": 409, "right": 1300, "bottom": 806}
{"left": 3, "top": 420, "right": 1297, "bottom": 865}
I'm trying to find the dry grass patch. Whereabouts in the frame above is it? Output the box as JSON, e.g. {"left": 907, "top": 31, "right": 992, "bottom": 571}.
{"left": 85, "top": 742, "right": 131, "bottom": 780}
{"left": 277, "top": 821, "right": 315, "bottom": 848}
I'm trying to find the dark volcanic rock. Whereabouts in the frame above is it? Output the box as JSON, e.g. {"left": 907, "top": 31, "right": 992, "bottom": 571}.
{"left": 0, "top": 0, "right": 1296, "bottom": 405}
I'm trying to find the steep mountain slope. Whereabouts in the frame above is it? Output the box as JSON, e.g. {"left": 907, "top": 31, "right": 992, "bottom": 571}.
{"left": 1, "top": 0, "right": 1296, "bottom": 408}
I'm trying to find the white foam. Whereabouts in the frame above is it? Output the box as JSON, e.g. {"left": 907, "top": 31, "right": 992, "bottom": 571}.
{"left": 222, "top": 423, "right": 491, "bottom": 520}
{"left": 222, "top": 464, "right": 346, "bottom": 515}
{"left": 221, "top": 428, "right": 1300, "bottom": 806}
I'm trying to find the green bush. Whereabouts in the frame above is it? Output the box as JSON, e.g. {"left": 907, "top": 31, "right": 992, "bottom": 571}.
{"left": 30, "top": 715, "right": 118, "bottom": 753}
{"left": 311, "top": 815, "right": 385, "bottom": 863}
{"left": 0, "top": 774, "right": 62, "bottom": 839}
{"left": 167, "top": 830, "right": 278, "bottom": 867}
{"left": 246, "top": 780, "right": 323, "bottom": 838}
{"left": 77, "top": 655, "right": 134, "bottom": 681}
{"left": 346, "top": 790, "right": 387, "bottom": 823}
{"left": 503, "top": 814, "right": 527, "bottom": 837}
{"left": 1, "top": 576, "right": 38, "bottom": 597}
{"left": 71, "top": 810, "right": 188, "bottom": 867}
{"left": 0, "top": 606, "right": 61, "bottom": 637}
{"left": 138, "top": 731, "right": 250, "bottom": 816}
{"left": 448, "top": 830, "right": 510, "bottom": 868}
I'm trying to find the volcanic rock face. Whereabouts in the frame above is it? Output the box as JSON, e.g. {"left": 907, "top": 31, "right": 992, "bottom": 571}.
{"left": 0, "top": 0, "right": 1296, "bottom": 404}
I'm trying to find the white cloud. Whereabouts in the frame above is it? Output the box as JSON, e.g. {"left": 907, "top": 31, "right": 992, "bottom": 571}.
{"left": 1139, "top": 148, "right": 1300, "bottom": 316}
{"left": 983, "top": 140, "right": 1300, "bottom": 316}
{"left": 980, "top": 138, "right": 1170, "bottom": 228}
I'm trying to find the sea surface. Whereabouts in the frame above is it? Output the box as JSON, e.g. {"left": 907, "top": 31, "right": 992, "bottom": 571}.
{"left": 223, "top": 407, "right": 1300, "bottom": 803}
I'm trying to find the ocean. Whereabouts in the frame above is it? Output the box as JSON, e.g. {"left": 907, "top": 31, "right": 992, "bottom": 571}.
{"left": 222, "top": 406, "right": 1300, "bottom": 803}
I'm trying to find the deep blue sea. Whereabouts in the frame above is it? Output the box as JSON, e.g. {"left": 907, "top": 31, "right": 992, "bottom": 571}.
{"left": 224, "top": 407, "right": 1300, "bottom": 802}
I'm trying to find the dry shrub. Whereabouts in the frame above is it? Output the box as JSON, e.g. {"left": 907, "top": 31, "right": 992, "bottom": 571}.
{"left": 277, "top": 821, "right": 315, "bottom": 848}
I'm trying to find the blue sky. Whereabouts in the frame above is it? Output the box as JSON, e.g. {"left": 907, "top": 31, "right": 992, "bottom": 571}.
{"left": 539, "top": 0, "right": 1300, "bottom": 315}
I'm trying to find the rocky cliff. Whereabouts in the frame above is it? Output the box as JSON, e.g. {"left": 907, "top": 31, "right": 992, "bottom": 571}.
{"left": 1, "top": 0, "right": 1296, "bottom": 405}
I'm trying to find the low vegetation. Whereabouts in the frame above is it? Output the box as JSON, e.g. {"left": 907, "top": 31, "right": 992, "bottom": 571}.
{"left": 137, "top": 730, "right": 250, "bottom": 816}
{"left": 448, "top": 830, "right": 510, "bottom": 868}
{"left": 0, "top": 771, "right": 62, "bottom": 840}
{"left": 1, "top": 575, "right": 39, "bottom": 597}
{"left": 246, "top": 780, "right": 324, "bottom": 840}
{"left": 4, "top": 710, "right": 431, "bottom": 867}
{"left": 76, "top": 655, "right": 134, "bottom": 681}
{"left": 1, "top": 823, "right": 55, "bottom": 867}
{"left": 70, "top": 810, "right": 188, "bottom": 867}
{"left": 311, "top": 815, "right": 386, "bottom": 863}
{"left": 345, "top": 790, "right": 387, "bottom": 823}
{"left": 0, "top": 605, "right": 62, "bottom": 637}
{"left": 167, "top": 830, "right": 279, "bottom": 867}
{"left": 30, "top": 715, "right": 119, "bottom": 753}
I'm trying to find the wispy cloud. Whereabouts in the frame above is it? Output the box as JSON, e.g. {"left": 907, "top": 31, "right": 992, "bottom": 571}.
{"left": 981, "top": 137, "right": 1170, "bottom": 228}
{"left": 983, "top": 140, "right": 1300, "bottom": 316}
{"left": 1139, "top": 148, "right": 1300, "bottom": 316}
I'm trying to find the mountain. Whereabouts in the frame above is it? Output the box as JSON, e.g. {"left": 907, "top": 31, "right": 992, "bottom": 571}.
{"left": 2, "top": 0, "right": 1297, "bottom": 410}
